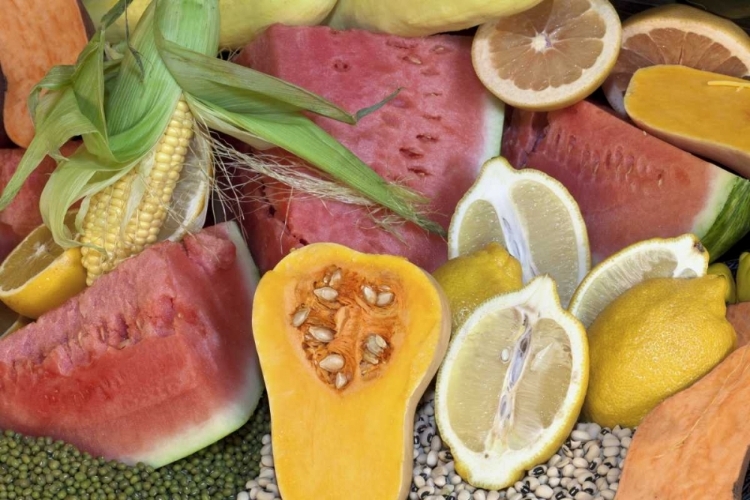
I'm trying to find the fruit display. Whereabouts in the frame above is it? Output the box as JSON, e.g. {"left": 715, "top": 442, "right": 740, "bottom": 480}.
{"left": 2, "top": 0, "right": 750, "bottom": 499}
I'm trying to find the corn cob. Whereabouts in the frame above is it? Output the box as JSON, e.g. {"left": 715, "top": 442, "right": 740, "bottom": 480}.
{"left": 80, "top": 97, "right": 194, "bottom": 285}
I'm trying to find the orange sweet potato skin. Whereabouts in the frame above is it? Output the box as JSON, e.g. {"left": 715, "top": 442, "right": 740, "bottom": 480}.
{"left": 728, "top": 302, "right": 750, "bottom": 348}
{"left": 618, "top": 344, "right": 750, "bottom": 499}
{"left": 0, "top": 0, "right": 89, "bottom": 147}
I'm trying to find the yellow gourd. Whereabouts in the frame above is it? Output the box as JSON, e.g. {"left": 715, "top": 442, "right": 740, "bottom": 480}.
{"left": 624, "top": 65, "right": 750, "bottom": 178}
{"left": 326, "top": 0, "right": 545, "bottom": 37}
{"left": 252, "top": 243, "right": 451, "bottom": 500}
{"left": 83, "top": 0, "right": 337, "bottom": 49}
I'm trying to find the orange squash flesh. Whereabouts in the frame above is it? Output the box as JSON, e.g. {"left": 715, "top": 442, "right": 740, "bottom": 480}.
{"left": 252, "top": 243, "right": 451, "bottom": 500}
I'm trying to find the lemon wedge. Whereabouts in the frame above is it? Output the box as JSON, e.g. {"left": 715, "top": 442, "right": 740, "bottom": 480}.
{"left": 434, "top": 275, "right": 588, "bottom": 490}
{"left": 0, "top": 214, "right": 87, "bottom": 319}
{"left": 448, "top": 156, "right": 590, "bottom": 309}
{"left": 472, "top": 0, "right": 622, "bottom": 111}
{"left": 569, "top": 234, "right": 709, "bottom": 329}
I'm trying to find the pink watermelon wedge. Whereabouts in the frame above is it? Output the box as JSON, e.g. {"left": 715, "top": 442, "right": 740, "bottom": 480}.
{"left": 0, "top": 221, "right": 264, "bottom": 467}
{"left": 0, "top": 142, "right": 81, "bottom": 260}
{"left": 233, "top": 24, "right": 505, "bottom": 273}
{"left": 502, "top": 100, "right": 750, "bottom": 264}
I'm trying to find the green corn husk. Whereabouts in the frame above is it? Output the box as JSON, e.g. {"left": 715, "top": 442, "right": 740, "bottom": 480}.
{"left": 0, "top": 0, "right": 443, "bottom": 251}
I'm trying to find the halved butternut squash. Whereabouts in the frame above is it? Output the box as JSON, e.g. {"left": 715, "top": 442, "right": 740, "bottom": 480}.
{"left": 624, "top": 65, "right": 750, "bottom": 178}
{"left": 252, "top": 243, "right": 451, "bottom": 500}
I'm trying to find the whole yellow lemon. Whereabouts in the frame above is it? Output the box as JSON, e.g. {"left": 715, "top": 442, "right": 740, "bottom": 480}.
{"left": 583, "top": 275, "right": 737, "bottom": 428}
{"left": 432, "top": 242, "right": 523, "bottom": 334}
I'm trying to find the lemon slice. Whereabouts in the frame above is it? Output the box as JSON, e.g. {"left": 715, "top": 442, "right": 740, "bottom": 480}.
{"left": 569, "top": 233, "right": 709, "bottom": 329}
{"left": 434, "top": 275, "right": 588, "bottom": 490}
{"left": 471, "top": 0, "right": 623, "bottom": 111}
{"left": 0, "top": 213, "right": 87, "bottom": 319}
{"left": 448, "top": 156, "right": 590, "bottom": 309}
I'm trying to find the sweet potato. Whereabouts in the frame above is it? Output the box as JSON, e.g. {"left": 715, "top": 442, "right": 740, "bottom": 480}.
{"left": 618, "top": 344, "right": 750, "bottom": 499}
{"left": 0, "top": 0, "right": 91, "bottom": 147}
{"left": 728, "top": 302, "right": 750, "bottom": 348}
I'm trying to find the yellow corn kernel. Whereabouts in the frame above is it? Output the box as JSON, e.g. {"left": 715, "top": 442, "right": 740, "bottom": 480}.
{"left": 80, "top": 98, "right": 194, "bottom": 285}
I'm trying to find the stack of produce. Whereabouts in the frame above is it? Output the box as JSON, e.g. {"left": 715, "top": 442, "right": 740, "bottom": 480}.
{"left": 1, "top": 1, "right": 750, "bottom": 500}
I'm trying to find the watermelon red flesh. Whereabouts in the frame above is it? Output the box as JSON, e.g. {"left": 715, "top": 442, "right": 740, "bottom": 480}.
{"left": 0, "top": 142, "right": 81, "bottom": 259}
{"left": 0, "top": 221, "right": 264, "bottom": 467}
{"left": 501, "top": 100, "right": 750, "bottom": 264}
{"left": 233, "top": 24, "right": 505, "bottom": 273}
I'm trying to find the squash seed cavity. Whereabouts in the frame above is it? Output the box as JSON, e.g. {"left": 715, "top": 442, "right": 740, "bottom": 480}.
{"left": 291, "top": 265, "right": 398, "bottom": 391}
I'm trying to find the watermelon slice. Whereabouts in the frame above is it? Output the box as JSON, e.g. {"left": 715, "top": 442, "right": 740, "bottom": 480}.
{"left": 0, "top": 142, "right": 81, "bottom": 259}
{"left": 0, "top": 221, "right": 264, "bottom": 467}
{"left": 233, "top": 24, "right": 505, "bottom": 273}
{"left": 502, "top": 100, "right": 750, "bottom": 264}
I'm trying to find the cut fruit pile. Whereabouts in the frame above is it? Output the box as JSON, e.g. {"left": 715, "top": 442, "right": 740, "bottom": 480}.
{"left": 2, "top": 1, "right": 750, "bottom": 499}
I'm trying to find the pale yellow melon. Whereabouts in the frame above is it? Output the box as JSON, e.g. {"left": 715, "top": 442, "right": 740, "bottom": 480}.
{"left": 83, "top": 0, "right": 337, "bottom": 49}
{"left": 325, "top": 0, "right": 545, "bottom": 37}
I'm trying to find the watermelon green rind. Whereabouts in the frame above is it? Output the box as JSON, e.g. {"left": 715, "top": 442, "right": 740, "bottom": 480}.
{"left": 700, "top": 177, "right": 750, "bottom": 262}
{"left": 136, "top": 221, "right": 265, "bottom": 467}
{"left": 480, "top": 95, "right": 506, "bottom": 165}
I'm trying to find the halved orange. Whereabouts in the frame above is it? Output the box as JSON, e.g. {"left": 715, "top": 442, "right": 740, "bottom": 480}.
{"left": 603, "top": 4, "right": 750, "bottom": 115}
{"left": 471, "top": 0, "right": 622, "bottom": 111}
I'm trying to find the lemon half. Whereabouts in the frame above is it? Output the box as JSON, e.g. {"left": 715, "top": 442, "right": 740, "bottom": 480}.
{"left": 569, "top": 233, "right": 709, "bottom": 329}
{"left": 435, "top": 275, "right": 589, "bottom": 490}
{"left": 448, "top": 156, "right": 590, "bottom": 309}
{"left": 472, "top": 0, "right": 623, "bottom": 111}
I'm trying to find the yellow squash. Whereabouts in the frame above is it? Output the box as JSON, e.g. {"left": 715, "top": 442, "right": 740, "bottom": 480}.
{"left": 83, "top": 0, "right": 337, "bottom": 49}
{"left": 624, "top": 65, "right": 750, "bottom": 178}
{"left": 252, "top": 243, "right": 451, "bottom": 500}
{"left": 326, "top": 0, "right": 545, "bottom": 37}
